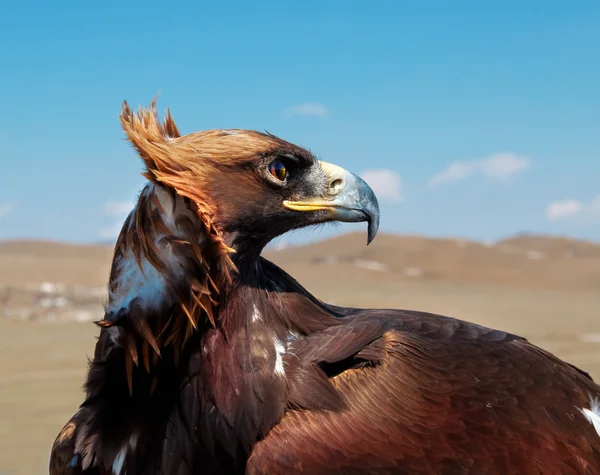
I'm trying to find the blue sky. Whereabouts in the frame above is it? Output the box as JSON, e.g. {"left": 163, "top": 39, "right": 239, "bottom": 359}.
{"left": 0, "top": 0, "right": 598, "bottom": 244}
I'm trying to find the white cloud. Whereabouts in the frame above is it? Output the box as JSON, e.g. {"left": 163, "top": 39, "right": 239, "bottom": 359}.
{"left": 546, "top": 194, "right": 600, "bottom": 222}
{"left": 480, "top": 153, "right": 530, "bottom": 179}
{"left": 360, "top": 169, "right": 404, "bottom": 203}
{"left": 429, "top": 162, "right": 477, "bottom": 187}
{"left": 429, "top": 153, "right": 531, "bottom": 187}
{"left": 100, "top": 200, "right": 135, "bottom": 240}
{"left": 98, "top": 224, "right": 124, "bottom": 240}
{"left": 104, "top": 200, "right": 135, "bottom": 216}
{"left": 590, "top": 195, "right": 600, "bottom": 215}
{"left": 546, "top": 199, "right": 583, "bottom": 221}
{"left": 0, "top": 203, "right": 14, "bottom": 220}
{"left": 284, "top": 102, "right": 330, "bottom": 119}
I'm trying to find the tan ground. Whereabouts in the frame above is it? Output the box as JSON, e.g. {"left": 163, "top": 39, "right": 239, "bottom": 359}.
{"left": 0, "top": 233, "right": 599, "bottom": 475}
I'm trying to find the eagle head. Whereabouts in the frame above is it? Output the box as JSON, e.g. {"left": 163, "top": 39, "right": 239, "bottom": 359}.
{"left": 119, "top": 99, "right": 380, "bottom": 260}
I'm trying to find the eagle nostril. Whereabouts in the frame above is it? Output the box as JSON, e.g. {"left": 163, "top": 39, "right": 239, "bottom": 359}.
{"left": 330, "top": 178, "right": 344, "bottom": 195}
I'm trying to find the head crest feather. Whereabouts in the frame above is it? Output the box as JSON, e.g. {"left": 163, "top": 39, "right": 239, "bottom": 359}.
{"left": 119, "top": 98, "right": 184, "bottom": 179}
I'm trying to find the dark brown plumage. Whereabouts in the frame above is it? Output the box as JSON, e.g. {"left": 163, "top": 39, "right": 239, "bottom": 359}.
{"left": 50, "top": 100, "right": 600, "bottom": 475}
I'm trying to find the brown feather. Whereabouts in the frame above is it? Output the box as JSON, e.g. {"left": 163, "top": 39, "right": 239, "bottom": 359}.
{"left": 180, "top": 302, "right": 197, "bottom": 330}
{"left": 141, "top": 341, "right": 151, "bottom": 373}
{"left": 125, "top": 351, "right": 134, "bottom": 397}
{"left": 127, "top": 333, "right": 138, "bottom": 367}
{"left": 131, "top": 313, "right": 161, "bottom": 356}
{"left": 149, "top": 375, "right": 158, "bottom": 396}
{"left": 248, "top": 311, "right": 600, "bottom": 474}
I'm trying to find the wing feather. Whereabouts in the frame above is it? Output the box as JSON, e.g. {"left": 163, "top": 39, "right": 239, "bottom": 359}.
{"left": 248, "top": 310, "right": 600, "bottom": 475}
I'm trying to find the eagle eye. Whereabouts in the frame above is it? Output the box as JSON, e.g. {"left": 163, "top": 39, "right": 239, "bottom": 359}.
{"left": 268, "top": 159, "right": 288, "bottom": 182}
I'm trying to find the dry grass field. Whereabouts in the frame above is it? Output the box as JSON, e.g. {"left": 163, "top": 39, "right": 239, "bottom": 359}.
{"left": 0, "top": 232, "right": 599, "bottom": 475}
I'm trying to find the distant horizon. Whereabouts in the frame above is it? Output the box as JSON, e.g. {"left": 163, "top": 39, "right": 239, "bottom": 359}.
{"left": 1, "top": 228, "right": 598, "bottom": 248}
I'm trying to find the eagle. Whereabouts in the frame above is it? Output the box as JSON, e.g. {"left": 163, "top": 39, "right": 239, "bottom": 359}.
{"left": 50, "top": 100, "right": 600, "bottom": 475}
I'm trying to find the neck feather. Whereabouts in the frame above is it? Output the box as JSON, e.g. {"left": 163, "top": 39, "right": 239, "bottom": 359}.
{"left": 100, "top": 182, "right": 235, "bottom": 388}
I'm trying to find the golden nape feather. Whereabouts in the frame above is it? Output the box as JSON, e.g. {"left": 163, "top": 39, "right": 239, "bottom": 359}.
{"left": 119, "top": 99, "right": 237, "bottom": 280}
{"left": 50, "top": 99, "right": 600, "bottom": 475}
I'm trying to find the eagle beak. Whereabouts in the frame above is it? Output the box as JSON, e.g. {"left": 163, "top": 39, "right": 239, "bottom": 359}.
{"left": 283, "top": 161, "right": 380, "bottom": 244}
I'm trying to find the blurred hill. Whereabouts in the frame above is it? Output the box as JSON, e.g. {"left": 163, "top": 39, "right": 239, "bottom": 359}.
{"left": 0, "top": 232, "right": 598, "bottom": 323}
{"left": 265, "top": 232, "right": 600, "bottom": 293}
{"left": 1, "top": 232, "right": 599, "bottom": 290}
{"left": 0, "top": 239, "right": 114, "bottom": 287}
